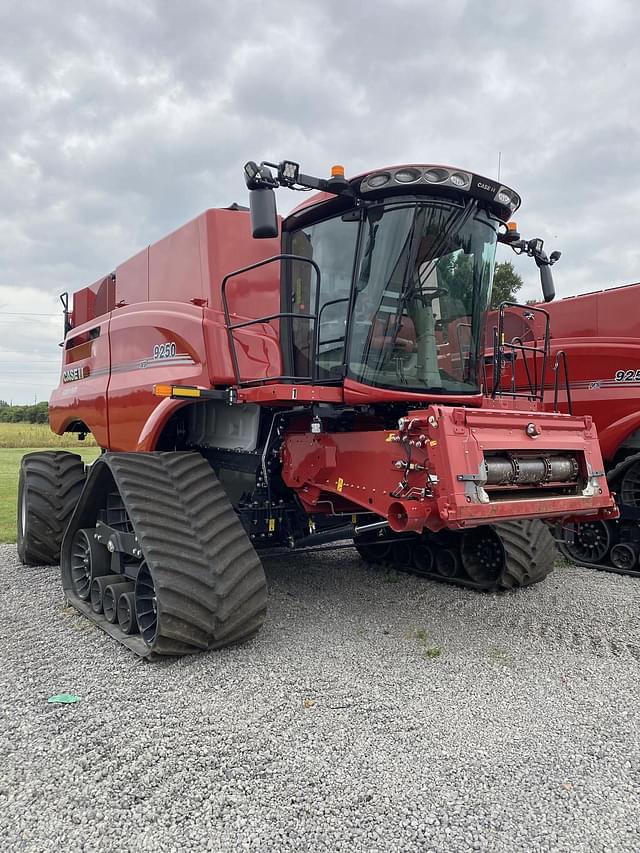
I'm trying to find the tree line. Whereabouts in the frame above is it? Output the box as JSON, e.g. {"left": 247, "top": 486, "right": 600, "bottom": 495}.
{"left": 0, "top": 401, "right": 49, "bottom": 423}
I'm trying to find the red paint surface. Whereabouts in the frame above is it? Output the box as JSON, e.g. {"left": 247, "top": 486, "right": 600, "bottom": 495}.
{"left": 538, "top": 283, "right": 640, "bottom": 462}
{"left": 281, "top": 405, "right": 614, "bottom": 531}
{"left": 49, "top": 201, "right": 617, "bottom": 530}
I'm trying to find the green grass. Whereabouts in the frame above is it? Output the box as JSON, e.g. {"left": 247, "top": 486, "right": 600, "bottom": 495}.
{"left": 0, "top": 446, "right": 100, "bottom": 544}
{"left": 0, "top": 422, "right": 97, "bottom": 449}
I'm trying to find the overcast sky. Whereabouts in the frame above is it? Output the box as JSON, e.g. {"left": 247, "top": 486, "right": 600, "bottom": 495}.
{"left": 1, "top": 0, "right": 639, "bottom": 403}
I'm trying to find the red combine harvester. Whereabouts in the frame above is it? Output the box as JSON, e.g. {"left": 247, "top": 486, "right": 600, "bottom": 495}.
{"left": 17, "top": 158, "right": 616, "bottom": 657}
{"left": 530, "top": 281, "right": 640, "bottom": 574}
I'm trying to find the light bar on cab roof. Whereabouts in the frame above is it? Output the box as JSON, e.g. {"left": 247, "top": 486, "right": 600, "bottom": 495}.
{"left": 359, "top": 164, "right": 521, "bottom": 214}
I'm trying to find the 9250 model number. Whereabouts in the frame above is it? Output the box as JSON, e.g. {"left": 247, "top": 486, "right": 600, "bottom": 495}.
{"left": 614, "top": 369, "right": 640, "bottom": 382}
{"left": 153, "top": 342, "right": 177, "bottom": 360}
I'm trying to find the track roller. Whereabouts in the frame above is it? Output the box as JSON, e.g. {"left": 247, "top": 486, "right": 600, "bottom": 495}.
{"left": 90, "top": 575, "right": 125, "bottom": 614}
{"left": 435, "top": 547, "right": 461, "bottom": 579}
{"left": 103, "top": 582, "right": 134, "bottom": 624}
{"left": 17, "top": 451, "right": 86, "bottom": 567}
{"left": 610, "top": 543, "right": 638, "bottom": 572}
{"left": 61, "top": 452, "right": 268, "bottom": 657}
{"left": 354, "top": 519, "right": 555, "bottom": 591}
{"left": 412, "top": 542, "right": 434, "bottom": 575}
{"left": 117, "top": 592, "right": 138, "bottom": 635}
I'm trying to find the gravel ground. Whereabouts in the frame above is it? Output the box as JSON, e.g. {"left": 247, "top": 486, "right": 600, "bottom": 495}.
{"left": 1, "top": 544, "right": 639, "bottom": 853}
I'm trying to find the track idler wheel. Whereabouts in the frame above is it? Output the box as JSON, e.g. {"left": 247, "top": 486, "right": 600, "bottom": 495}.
{"left": 117, "top": 592, "right": 139, "bottom": 635}
{"left": 103, "top": 581, "right": 135, "bottom": 624}
{"left": 460, "top": 526, "right": 504, "bottom": 586}
{"left": 557, "top": 520, "right": 612, "bottom": 566}
{"left": 90, "top": 574, "right": 125, "bottom": 614}
{"left": 610, "top": 542, "right": 639, "bottom": 572}
{"left": 620, "top": 461, "right": 640, "bottom": 507}
{"left": 70, "top": 529, "right": 112, "bottom": 601}
{"left": 134, "top": 562, "right": 158, "bottom": 647}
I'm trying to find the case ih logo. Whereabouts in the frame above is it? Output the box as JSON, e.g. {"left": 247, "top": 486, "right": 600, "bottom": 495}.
{"left": 63, "top": 366, "right": 86, "bottom": 383}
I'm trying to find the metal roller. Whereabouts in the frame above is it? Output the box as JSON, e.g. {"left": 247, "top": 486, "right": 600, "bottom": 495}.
{"left": 484, "top": 454, "right": 578, "bottom": 486}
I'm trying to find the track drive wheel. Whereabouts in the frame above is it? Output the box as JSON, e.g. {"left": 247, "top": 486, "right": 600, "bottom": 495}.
{"left": 493, "top": 519, "right": 556, "bottom": 589}
{"left": 17, "top": 451, "right": 86, "bottom": 566}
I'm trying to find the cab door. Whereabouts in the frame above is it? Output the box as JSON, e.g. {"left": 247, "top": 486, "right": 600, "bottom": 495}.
{"left": 283, "top": 214, "right": 360, "bottom": 381}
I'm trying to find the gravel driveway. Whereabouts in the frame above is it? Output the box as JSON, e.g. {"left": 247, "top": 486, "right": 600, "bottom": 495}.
{"left": 1, "top": 543, "right": 639, "bottom": 853}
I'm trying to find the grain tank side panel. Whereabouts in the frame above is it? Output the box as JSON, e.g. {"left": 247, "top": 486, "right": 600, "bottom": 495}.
{"left": 148, "top": 215, "right": 205, "bottom": 304}
{"left": 115, "top": 247, "right": 149, "bottom": 306}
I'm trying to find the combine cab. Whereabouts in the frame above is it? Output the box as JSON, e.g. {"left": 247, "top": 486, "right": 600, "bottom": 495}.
{"left": 17, "top": 158, "right": 616, "bottom": 656}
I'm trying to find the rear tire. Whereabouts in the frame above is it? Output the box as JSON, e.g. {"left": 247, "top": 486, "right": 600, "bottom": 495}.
{"left": 494, "top": 519, "right": 556, "bottom": 589}
{"left": 17, "top": 451, "right": 86, "bottom": 566}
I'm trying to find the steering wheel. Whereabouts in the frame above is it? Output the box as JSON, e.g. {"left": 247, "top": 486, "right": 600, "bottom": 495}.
{"left": 412, "top": 284, "right": 449, "bottom": 302}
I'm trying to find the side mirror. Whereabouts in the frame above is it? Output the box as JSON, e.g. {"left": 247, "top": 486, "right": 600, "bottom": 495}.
{"left": 249, "top": 188, "right": 278, "bottom": 239}
{"left": 60, "top": 291, "right": 72, "bottom": 335}
{"left": 540, "top": 264, "right": 555, "bottom": 303}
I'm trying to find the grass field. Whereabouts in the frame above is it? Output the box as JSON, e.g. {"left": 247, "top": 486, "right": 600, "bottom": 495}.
{"left": 0, "top": 422, "right": 97, "bottom": 449}
{"left": 0, "top": 430, "right": 100, "bottom": 543}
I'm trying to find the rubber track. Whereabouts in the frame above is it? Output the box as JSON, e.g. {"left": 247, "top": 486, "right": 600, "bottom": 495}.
{"left": 17, "top": 451, "right": 86, "bottom": 566}
{"left": 606, "top": 450, "right": 640, "bottom": 487}
{"left": 492, "top": 519, "right": 556, "bottom": 589}
{"left": 62, "top": 452, "right": 268, "bottom": 657}
{"left": 355, "top": 519, "right": 555, "bottom": 592}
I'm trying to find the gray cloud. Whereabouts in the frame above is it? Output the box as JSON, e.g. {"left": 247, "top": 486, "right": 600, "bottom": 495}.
{"left": 1, "top": 0, "right": 639, "bottom": 401}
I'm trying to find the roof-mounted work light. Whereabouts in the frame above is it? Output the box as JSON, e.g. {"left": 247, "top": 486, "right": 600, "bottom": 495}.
{"left": 278, "top": 160, "right": 300, "bottom": 186}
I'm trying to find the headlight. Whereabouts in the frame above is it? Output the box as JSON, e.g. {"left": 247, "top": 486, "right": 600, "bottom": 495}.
{"left": 368, "top": 172, "right": 391, "bottom": 188}
{"left": 394, "top": 168, "right": 421, "bottom": 183}
{"left": 449, "top": 172, "right": 470, "bottom": 188}
{"left": 423, "top": 168, "right": 449, "bottom": 183}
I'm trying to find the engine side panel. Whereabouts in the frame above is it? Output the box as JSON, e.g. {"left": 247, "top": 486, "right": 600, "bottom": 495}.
{"left": 49, "top": 317, "right": 110, "bottom": 447}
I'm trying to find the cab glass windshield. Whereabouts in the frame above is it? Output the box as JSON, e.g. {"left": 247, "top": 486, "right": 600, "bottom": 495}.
{"left": 348, "top": 199, "right": 498, "bottom": 393}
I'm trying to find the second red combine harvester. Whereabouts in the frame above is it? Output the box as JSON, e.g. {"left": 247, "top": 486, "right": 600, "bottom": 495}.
{"left": 18, "top": 158, "right": 616, "bottom": 656}
{"left": 530, "top": 281, "right": 640, "bottom": 574}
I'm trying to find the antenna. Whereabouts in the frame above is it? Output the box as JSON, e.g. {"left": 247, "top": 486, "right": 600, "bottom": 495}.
{"left": 497, "top": 151, "right": 502, "bottom": 182}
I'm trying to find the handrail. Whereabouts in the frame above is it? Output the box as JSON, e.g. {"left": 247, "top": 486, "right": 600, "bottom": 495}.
{"left": 317, "top": 296, "right": 350, "bottom": 349}
{"left": 553, "top": 350, "right": 573, "bottom": 414}
{"left": 220, "top": 254, "right": 322, "bottom": 385}
{"left": 491, "top": 302, "right": 551, "bottom": 402}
